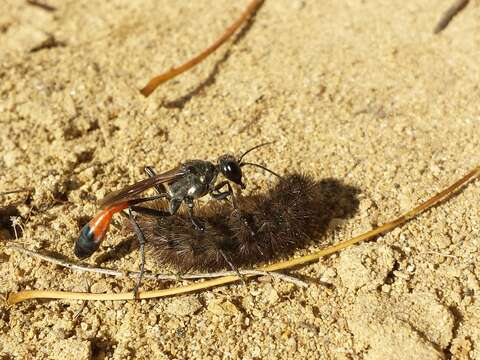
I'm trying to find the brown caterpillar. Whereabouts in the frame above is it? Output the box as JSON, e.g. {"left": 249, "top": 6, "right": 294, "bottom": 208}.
{"left": 126, "top": 173, "right": 359, "bottom": 271}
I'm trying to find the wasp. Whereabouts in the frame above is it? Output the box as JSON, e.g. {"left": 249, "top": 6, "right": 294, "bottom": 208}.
{"left": 74, "top": 143, "right": 279, "bottom": 261}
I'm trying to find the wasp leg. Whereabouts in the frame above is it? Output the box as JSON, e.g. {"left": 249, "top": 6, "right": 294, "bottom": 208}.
{"left": 144, "top": 166, "right": 168, "bottom": 194}
{"left": 168, "top": 196, "right": 203, "bottom": 230}
{"left": 210, "top": 180, "right": 234, "bottom": 202}
{"left": 120, "top": 168, "right": 172, "bottom": 298}
{"left": 211, "top": 181, "right": 255, "bottom": 236}
{"left": 128, "top": 208, "right": 146, "bottom": 299}
{"left": 219, "top": 249, "right": 246, "bottom": 286}
{"left": 184, "top": 198, "right": 204, "bottom": 231}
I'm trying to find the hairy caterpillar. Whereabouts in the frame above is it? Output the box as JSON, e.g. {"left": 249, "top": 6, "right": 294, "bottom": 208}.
{"left": 127, "top": 174, "right": 359, "bottom": 271}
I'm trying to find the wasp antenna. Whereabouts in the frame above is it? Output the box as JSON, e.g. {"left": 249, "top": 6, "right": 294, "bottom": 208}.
{"left": 238, "top": 142, "right": 275, "bottom": 163}
{"left": 240, "top": 162, "right": 283, "bottom": 179}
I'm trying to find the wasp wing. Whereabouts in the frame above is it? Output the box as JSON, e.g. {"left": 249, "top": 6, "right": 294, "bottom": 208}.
{"left": 98, "top": 166, "right": 186, "bottom": 208}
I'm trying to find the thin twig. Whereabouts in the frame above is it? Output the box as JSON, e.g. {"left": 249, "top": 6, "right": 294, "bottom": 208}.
{"left": 6, "top": 243, "right": 307, "bottom": 287}
{"left": 7, "top": 165, "right": 480, "bottom": 304}
{"left": 423, "top": 250, "right": 459, "bottom": 259}
{"left": 26, "top": 0, "right": 56, "bottom": 12}
{"left": 140, "top": 0, "right": 264, "bottom": 97}
{"left": 30, "top": 34, "right": 66, "bottom": 53}
{"left": 0, "top": 188, "right": 34, "bottom": 196}
{"left": 434, "top": 0, "right": 470, "bottom": 34}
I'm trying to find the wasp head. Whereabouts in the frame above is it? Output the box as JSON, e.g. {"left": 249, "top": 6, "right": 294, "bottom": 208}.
{"left": 218, "top": 154, "right": 245, "bottom": 189}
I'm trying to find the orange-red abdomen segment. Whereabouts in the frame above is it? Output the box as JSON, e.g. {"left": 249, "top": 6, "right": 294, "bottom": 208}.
{"left": 74, "top": 203, "right": 129, "bottom": 259}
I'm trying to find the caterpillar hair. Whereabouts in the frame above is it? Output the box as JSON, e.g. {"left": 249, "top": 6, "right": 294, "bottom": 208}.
{"left": 126, "top": 173, "right": 359, "bottom": 271}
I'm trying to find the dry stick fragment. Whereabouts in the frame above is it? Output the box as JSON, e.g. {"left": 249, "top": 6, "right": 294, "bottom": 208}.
{"left": 7, "top": 243, "right": 308, "bottom": 287}
{"left": 10, "top": 217, "right": 24, "bottom": 240}
{"left": 140, "top": 0, "right": 264, "bottom": 97}
{"left": 30, "top": 34, "right": 66, "bottom": 53}
{"left": 434, "top": 0, "right": 470, "bottom": 34}
{"left": 26, "top": 0, "right": 56, "bottom": 12}
{"left": 0, "top": 188, "right": 34, "bottom": 196}
{"left": 7, "top": 165, "right": 480, "bottom": 304}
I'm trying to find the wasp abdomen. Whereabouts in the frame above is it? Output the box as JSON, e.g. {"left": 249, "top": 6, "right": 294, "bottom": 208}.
{"left": 74, "top": 203, "right": 128, "bottom": 259}
{"left": 74, "top": 223, "right": 101, "bottom": 259}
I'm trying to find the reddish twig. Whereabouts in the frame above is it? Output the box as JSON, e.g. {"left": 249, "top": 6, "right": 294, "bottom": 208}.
{"left": 26, "top": 0, "right": 56, "bottom": 12}
{"left": 434, "top": 0, "right": 470, "bottom": 34}
{"left": 140, "top": 0, "right": 264, "bottom": 97}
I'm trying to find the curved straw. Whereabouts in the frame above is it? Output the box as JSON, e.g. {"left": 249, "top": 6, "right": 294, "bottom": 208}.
{"left": 0, "top": 188, "right": 33, "bottom": 196}
{"left": 140, "top": 0, "right": 264, "bottom": 97}
{"left": 7, "top": 165, "right": 479, "bottom": 304}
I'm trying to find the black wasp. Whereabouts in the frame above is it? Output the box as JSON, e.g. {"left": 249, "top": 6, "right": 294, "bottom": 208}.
{"left": 74, "top": 143, "right": 279, "bottom": 292}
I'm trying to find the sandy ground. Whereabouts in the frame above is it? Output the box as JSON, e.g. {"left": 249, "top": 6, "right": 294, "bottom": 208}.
{"left": 1, "top": 0, "right": 479, "bottom": 359}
